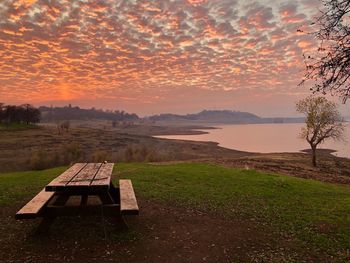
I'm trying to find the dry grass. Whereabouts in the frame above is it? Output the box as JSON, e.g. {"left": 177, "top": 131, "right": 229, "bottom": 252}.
{"left": 0, "top": 124, "right": 247, "bottom": 172}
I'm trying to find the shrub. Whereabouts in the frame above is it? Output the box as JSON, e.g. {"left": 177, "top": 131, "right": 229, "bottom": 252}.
{"left": 28, "top": 149, "right": 61, "bottom": 170}
{"left": 124, "top": 146, "right": 134, "bottom": 162}
{"left": 122, "top": 145, "right": 160, "bottom": 162}
{"left": 29, "top": 150, "right": 47, "bottom": 170}
{"left": 62, "top": 142, "right": 82, "bottom": 164}
{"left": 91, "top": 150, "right": 109, "bottom": 162}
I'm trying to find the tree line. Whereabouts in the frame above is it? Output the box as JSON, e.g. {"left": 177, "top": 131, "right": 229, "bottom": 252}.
{"left": 39, "top": 105, "right": 139, "bottom": 122}
{"left": 0, "top": 103, "right": 41, "bottom": 124}
{"left": 0, "top": 103, "right": 139, "bottom": 124}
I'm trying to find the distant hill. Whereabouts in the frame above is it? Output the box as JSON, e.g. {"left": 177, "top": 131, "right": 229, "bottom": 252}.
{"left": 39, "top": 107, "right": 304, "bottom": 124}
{"left": 39, "top": 105, "right": 139, "bottom": 122}
{"left": 148, "top": 110, "right": 304, "bottom": 124}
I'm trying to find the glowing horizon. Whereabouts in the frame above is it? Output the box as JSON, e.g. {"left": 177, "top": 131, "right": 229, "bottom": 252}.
{"left": 1, "top": 0, "right": 349, "bottom": 117}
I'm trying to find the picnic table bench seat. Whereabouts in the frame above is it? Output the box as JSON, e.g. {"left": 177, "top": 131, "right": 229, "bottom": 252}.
{"left": 15, "top": 189, "right": 55, "bottom": 219}
{"left": 15, "top": 163, "right": 139, "bottom": 225}
{"left": 119, "top": 179, "right": 139, "bottom": 215}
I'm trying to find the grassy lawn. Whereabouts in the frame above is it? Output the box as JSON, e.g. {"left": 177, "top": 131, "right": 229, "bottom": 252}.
{"left": 115, "top": 163, "right": 350, "bottom": 256}
{"left": 1, "top": 163, "right": 350, "bottom": 258}
{"left": 0, "top": 167, "right": 66, "bottom": 204}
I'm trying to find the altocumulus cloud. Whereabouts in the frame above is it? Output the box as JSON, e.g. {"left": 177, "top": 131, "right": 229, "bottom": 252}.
{"left": 0, "top": 0, "right": 318, "bottom": 110}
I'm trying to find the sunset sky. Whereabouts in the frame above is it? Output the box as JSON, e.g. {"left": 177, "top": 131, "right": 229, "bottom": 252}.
{"left": 0, "top": 0, "right": 349, "bottom": 117}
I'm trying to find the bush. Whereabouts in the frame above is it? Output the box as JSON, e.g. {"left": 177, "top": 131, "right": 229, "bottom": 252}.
{"left": 28, "top": 142, "right": 84, "bottom": 170}
{"left": 28, "top": 150, "right": 61, "bottom": 170}
{"left": 28, "top": 150, "right": 47, "bottom": 170}
{"left": 91, "top": 150, "right": 109, "bottom": 162}
{"left": 122, "top": 145, "right": 160, "bottom": 162}
{"left": 123, "top": 146, "right": 134, "bottom": 162}
{"left": 62, "top": 142, "right": 82, "bottom": 164}
{"left": 28, "top": 143, "right": 160, "bottom": 170}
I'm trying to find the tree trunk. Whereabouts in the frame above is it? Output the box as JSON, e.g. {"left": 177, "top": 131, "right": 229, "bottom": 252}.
{"left": 311, "top": 145, "right": 317, "bottom": 167}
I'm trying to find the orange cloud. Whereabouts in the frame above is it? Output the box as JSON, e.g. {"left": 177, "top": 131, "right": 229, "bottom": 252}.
{"left": 0, "top": 0, "right": 324, "bottom": 115}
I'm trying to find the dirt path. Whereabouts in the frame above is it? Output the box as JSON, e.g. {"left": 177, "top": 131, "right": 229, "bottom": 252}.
{"left": 1, "top": 199, "right": 328, "bottom": 263}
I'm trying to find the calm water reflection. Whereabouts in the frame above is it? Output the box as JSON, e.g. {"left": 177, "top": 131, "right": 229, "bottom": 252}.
{"left": 156, "top": 123, "right": 350, "bottom": 159}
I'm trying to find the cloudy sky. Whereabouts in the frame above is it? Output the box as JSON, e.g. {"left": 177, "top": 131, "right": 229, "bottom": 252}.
{"left": 0, "top": 0, "right": 349, "bottom": 116}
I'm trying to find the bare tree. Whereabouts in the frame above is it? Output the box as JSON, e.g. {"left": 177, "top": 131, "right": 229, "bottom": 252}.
{"left": 296, "top": 96, "right": 345, "bottom": 166}
{"left": 301, "top": 0, "right": 350, "bottom": 103}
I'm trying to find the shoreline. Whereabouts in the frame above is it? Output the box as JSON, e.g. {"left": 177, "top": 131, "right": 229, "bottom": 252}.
{"left": 153, "top": 124, "right": 349, "bottom": 160}
{"left": 156, "top": 134, "right": 347, "bottom": 159}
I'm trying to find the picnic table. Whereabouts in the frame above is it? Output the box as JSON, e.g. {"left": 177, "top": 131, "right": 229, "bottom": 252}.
{"left": 15, "top": 163, "right": 139, "bottom": 224}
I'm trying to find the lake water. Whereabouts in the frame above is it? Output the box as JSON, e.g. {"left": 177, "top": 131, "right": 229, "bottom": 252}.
{"left": 155, "top": 123, "right": 350, "bottom": 159}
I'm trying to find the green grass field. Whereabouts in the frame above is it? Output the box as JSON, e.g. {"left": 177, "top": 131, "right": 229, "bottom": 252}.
{"left": 1, "top": 163, "right": 350, "bottom": 258}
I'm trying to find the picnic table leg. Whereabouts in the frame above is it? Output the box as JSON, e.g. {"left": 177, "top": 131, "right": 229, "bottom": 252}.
{"left": 98, "top": 192, "right": 114, "bottom": 204}
{"left": 109, "top": 182, "right": 120, "bottom": 203}
{"left": 98, "top": 182, "right": 128, "bottom": 230}
{"left": 98, "top": 182, "right": 119, "bottom": 204}
{"left": 36, "top": 193, "right": 71, "bottom": 233}
{"left": 111, "top": 182, "right": 129, "bottom": 230}
{"left": 53, "top": 194, "right": 70, "bottom": 206}
{"left": 80, "top": 195, "right": 88, "bottom": 206}
{"left": 36, "top": 215, "right": 56, "bottom": 234}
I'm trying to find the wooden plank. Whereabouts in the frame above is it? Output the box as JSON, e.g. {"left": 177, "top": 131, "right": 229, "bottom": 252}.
{"left": 90, "top": 163, "right": 114, "bottom": 186}
{"left": 68, "top": 163, "right": 102, "bottom": 186}
{"left": 16, "top": 189, "right": 55, "bottom": 219}
{"left": 46, "top": 163, "right": 87, "bottom": 191}
{"left": 119, "top": 180, "right": 139, "bottom": 215}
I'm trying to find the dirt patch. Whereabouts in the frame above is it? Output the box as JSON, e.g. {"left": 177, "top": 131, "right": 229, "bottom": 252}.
{"left": 312, "top": 221, "right": 337, "bottom": 235}
{"left": 214, "top": 152, "right": 350, "bottom": 185}
{"left": 1, "top": 199, "right": 329, "bottom": 263}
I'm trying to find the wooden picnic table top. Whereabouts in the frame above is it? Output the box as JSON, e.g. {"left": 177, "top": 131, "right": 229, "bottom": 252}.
{"left": 45, "top": 162, "right": 114, "bottom": 192}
